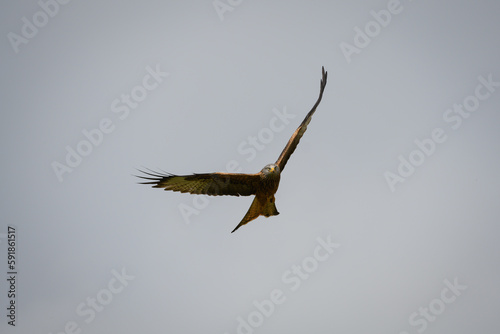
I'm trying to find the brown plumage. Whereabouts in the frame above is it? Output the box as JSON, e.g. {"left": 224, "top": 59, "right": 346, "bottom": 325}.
{"left": 137, "top": 67, "right": 327, "bottom": 232}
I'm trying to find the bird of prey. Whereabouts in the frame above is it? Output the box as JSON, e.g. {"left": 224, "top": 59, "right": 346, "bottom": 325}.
{"left": 137, "top": 67, "right": 327, "bottom": 233}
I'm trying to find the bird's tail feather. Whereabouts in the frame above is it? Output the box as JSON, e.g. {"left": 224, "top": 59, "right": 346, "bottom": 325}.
{"left": 262, "top": 196, "right": 279, "bottom": 217}
{"left": 231, "top": 196, "right": 279, "bottom": 233}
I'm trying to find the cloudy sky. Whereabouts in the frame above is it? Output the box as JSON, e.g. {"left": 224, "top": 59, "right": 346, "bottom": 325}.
{"left": 1, "top": 1, "right": 500, "bottom": 333}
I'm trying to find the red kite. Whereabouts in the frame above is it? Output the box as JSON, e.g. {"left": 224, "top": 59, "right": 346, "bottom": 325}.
{"left": 138, "top": 67, "right": 327, "bottom": 232}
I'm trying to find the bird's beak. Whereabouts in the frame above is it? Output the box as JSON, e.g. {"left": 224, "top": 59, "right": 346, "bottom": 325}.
{"left": 270, "top": 166, "right": 275, "bottom": 172}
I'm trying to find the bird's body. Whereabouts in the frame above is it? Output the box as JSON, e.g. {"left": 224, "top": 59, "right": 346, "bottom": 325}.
{"left": 137, "top": 67, "right": 327, "bottom": 232}
{"left": 235, "top": 164, "right": 281, "bottom": 232}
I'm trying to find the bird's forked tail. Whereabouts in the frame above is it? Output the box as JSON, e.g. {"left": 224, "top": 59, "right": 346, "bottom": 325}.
{"left": 231, "top": 196, "right": 279, "bottom": 233}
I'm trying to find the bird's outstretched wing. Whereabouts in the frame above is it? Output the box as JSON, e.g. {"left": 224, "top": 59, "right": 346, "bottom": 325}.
{"left": 275, "top": 66, "right": 327, "bottom": 172}
{"left": 136, "top": 169, "right": 261, "bottom": 196}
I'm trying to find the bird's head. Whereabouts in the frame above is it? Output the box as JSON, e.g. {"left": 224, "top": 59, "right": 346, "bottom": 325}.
{"left": 261, "top": 163, "right": 280, "bottom": 176}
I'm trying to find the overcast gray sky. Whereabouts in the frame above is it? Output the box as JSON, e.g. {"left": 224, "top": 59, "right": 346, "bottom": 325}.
{"left": 1, "top": 1, "right": 500, "bottom": 333}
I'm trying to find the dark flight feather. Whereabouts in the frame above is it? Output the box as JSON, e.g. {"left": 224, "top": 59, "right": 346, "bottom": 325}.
{"left": 275, "top": 66, "right": 327, "bottom": 172}
{"left": 137, "top": 169, "right": 261, "bottom": 196}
